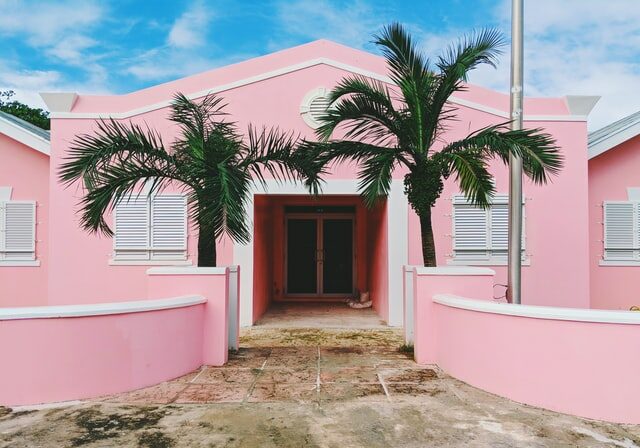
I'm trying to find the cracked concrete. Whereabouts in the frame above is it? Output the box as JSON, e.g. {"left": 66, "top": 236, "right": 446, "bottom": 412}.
{"left": 1, "top": 327, "right": 639, "bottom": 447}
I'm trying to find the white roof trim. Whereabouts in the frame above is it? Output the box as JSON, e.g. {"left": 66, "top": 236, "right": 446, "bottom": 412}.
{"left": 411, "top": 266, "right": 496, "bottom": 276}
{"left": 0, "top": 294, "right": 205, "bottom": 320}
{"left": 45, "top": 58, "right": 587, "bottom": 123}
{"left": 0, "top": 115, "right": 50, "bottom": 156}
{"left": 434, "top": 294, "right": 640, "bottom": 325}
{"left": 588, "top": 119, "right": 640, "bottom": 160}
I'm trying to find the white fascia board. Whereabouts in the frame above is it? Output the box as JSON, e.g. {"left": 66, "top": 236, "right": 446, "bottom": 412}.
{"left": 0, "top": 117, "right": 50, "bottom": 156}
{"left": 433, "top": 294, "right": 640, "bottom": 325}
{"left": 412, "top": 266, "right": 496, "bottom": 276}
{"left": 588, "top": 120, "right": 640, "bottom": 160}
{"left": 0, "top": 294, "right": 205, "bottom": 320}
{"left": 47, "top": 58, "right": 587, "bottom": 123}
{"left": 565, "top": 95, "right": 601, "bottom": 116}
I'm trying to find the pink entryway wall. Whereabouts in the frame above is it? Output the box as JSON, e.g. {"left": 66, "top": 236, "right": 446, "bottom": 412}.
{"left": 0, "top": 133, "right": 49, "bottom": 306}
{"left": 251, "top": 194, "right": 389, "bottom": 324}
{"left": 588, "top": 134, "right": 640, "bottom": 310}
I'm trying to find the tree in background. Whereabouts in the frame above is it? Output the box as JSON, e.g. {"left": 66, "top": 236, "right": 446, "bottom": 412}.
{"left": 0, "top": 90, "right": 50, "bottom": 130}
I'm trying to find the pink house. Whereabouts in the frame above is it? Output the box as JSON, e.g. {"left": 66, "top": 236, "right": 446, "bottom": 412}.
{"left": 588, "top": 111, "right": 640, "bottom": 311}
{"left": 2, "top": 40, "right": 640, "bottom": 423}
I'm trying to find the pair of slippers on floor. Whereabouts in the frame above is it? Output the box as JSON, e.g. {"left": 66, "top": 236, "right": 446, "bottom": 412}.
{"left": 345, "top": 291, "right": 372, "bottom": 309}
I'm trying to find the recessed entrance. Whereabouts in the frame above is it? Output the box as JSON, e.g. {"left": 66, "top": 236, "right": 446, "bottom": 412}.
{"left": 285, "top": 206, "right": 355, "bottom": 298}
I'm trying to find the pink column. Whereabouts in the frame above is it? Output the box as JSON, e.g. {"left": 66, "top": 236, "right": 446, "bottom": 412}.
{"left": 147, "top": 267, "right": 234, "bottom": 366}
{"left": 412, "top": 267, "right": 495, "bottom": 364}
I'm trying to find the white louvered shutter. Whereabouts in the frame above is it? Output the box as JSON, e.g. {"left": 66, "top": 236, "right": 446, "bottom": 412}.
{"left": 1, "top": 201, "right": 36, "bottom": 261}
{"left": 309, "top": 94, "right": 331, "bottom": 124}
{"left": 150, "top": 195, "right": 187, "bottom": 260}
{"left": 114, "top": 196, "right": 150, "bottom": 260}
{"left": 453, "top": 197, "right": 488, "bottom": 260}
{"left": 604, "top": 202, "right": 636, "bottom": 260}
{"left": 490, "top": 203, "right": 509, "bottom": 253}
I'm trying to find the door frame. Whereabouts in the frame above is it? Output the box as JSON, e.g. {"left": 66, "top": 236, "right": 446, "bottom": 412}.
{"left": 283, "top": 212, "right": 356, "bottom": 299}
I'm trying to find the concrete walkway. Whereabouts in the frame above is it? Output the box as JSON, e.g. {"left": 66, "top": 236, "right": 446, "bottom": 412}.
{"left": 1, "top": 328, "right": 639, "bottom": 447}
{"left": 254, "top": 301, "right": 387, "bottom": 329}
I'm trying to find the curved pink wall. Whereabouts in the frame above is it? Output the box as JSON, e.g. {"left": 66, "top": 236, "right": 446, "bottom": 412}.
{"left": 434, "top": 302, "right": 640, "bottom": 424}
{"left": 0, "top": 303, "right": 204, "bottom": 406}
{"left": 0, "top": 134, "right": 49, "bottom": 306}
{"left": 588, "top": 135, "right": 640, "bottom": 310}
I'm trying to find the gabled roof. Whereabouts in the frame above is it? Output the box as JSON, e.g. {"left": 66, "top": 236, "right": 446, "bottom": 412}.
{"left": 0, "top": 110, "right": 50, "bottom": 156}
{"left": 588, "top": 110, "right": 640, "bottom": 159}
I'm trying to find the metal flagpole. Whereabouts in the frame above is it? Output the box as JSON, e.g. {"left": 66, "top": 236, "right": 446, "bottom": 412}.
{"left": 507, "top": 0, "right": 524, "bottom": 304}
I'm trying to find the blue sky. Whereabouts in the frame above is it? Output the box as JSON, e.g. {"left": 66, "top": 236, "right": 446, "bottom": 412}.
{"left": 0, "top": 0, "right": 638, "bottom": 129}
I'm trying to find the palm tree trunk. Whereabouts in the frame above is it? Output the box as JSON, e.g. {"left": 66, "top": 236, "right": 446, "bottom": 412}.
{"left": 419, "top": 209, "right": 437, "bottom": 267}
{"left": 197, "top": 221, "right": 216, "bottom": 267}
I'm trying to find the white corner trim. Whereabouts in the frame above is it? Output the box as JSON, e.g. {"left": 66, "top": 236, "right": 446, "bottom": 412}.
{"left": 39, "top": 92, "right": 78, "bottom": 113}
{"left": 0, "top": 115, "right": 50, "bottom": 156}
{"left": 0, "top": 295, "right": 205, "bottom": 321}
{"left": 0, "top": 186, "right": 12, "bottom": 201}
{"left": 109, "top": 259, "right": 192, "bottom": 266}
{"left": 589, "top": 119, "right": 640, "bottom": 160}
{"left": 564, "top": 95, "right": 600, "bottom": 116}
{"left": 46, "top": 58, "right": 587, "bottom": 123}
{"left": 627, "top": 187, "right": 640, "bottom": 201}
{"left": 0, "top": 260, "right": 40, "bottom": 267}
{"left": 433, "top": 294, "right": 640, "bottom": 325}
{"left": 413, "top": 266, "right": 496, "bottom": 276}
{"left": 146, "top": 266, "right": 228, "bottom": 275}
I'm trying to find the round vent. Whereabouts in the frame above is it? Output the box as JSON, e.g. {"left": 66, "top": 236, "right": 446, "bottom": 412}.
{"left": 300, "top": 87, "right": 331, "bottom": 129}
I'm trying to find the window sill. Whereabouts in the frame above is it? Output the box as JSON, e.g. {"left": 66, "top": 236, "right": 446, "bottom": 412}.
{"left": 108, "top": 259, "right": 193, "bottom": 266}
{"left": 447, "top": 258, "right": 531, "bottom": 267}
{"left": 0, "top": 260, "right": 40, "bottom": 267}
{"left": 599, "top": 260, "right": 640, "bottom": 267}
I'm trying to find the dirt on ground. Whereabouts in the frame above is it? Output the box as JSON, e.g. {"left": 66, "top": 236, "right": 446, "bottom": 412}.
{"left": 1, "top": 328, "right": 639, "bottom": 448}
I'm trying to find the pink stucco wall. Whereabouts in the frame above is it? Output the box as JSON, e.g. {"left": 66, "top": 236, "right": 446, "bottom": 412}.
{"left": 41, "top": 39, "right": 589, "bottom": 312}
{"left": 588, "top": 135, "right": 640, "bottom": 310}
{"left": 0, "top": 302, "right": 205, "bottom": 406}
{"left": 412, "top": 268, "right": 640, "bottom": 424}
{"left": 0, "top": 134, "right": 49, "bottom": 306}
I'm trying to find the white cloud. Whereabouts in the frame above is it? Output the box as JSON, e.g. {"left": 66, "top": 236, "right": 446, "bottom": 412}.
{"left": 167, "top": 1, "right": 213, "bottom": 49}
{"left": 275, "top": 0, "right": 384, "bottom": 49}
{"left": 418, "top": 0, "right": 640, "bottom": 130}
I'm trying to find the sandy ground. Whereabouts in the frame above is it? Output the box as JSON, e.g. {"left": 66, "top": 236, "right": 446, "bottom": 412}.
{"left": 1, "top": 328, "right": 639, "bottom": 448}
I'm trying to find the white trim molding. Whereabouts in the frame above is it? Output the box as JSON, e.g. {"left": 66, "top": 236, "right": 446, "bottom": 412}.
{"left": 44, "top": 58, "right": 589, "bottom": 123}
{"left": 433, "top": 294, "right": 640, "bottom": 325}
{"left": 0, "top": 260, "right": 40, "bottom": 267}
{"left": 598, "top": 260, "right": 640, "bottom": 267}
{"left": 110, "top": 259, "right": 192, "bottom": 266}
{"left": 40, "top": 92, "right": 78, "bottom": 113}
{"left": 447, "top": 258, "right": 531, "bottom": 267}
{"left": 0, "top": 115, "right": 50, "bottom": 156}
{"left": 413, "top": 266, "right": 496, "bottom": 276}
{"left": 147, "top": 266, "right": 228, "bottom": 275}
{"left": 0, "top": 295, "right": 205, "bottom": 320}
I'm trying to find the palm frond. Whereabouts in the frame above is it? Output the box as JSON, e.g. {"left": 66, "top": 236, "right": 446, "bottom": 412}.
{"left": 433, "top": 148, "right": 495, "bottom": 208}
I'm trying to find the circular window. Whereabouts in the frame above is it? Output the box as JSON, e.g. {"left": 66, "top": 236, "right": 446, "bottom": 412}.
{"left": 300, "top": 87, "right": 332, "bottom": 129}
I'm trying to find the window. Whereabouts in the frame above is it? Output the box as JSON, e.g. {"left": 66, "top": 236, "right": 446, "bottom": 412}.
{"left": 451, "top": 194, "right": 525, "bottom": 264}
{"left": 113, "top": 194, "right": 187, "bottom": 263}
{"left": 603, "top": 201, "right": 639, "bottom": 262}
{"left": 0, "top": 200, "right": 37, "bottom": 263}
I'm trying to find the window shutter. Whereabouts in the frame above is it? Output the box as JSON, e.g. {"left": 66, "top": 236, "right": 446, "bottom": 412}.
{"left": 150, "top": 194, "right": 187, "bottom": 260}
{"left": 453, "top": 196, "right": 488, "bottom": 259}
{"left": 114, "top": 196, "right": 150, "bottom": 260}
{"left": 1, "top": 201, "right": 36, "bottom": 260}
{"left": 604, "top": 202, "right": 636, "bottom": 260}
{"left": 490, "top": 204, "right": 509, "bottom": 251}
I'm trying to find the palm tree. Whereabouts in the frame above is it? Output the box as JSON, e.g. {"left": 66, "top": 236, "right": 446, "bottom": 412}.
{"left": 60, "top": 93, "right": 322, "bottom": 267}
{"left": 307, "top": 23, "right": 563, "bottom": 266}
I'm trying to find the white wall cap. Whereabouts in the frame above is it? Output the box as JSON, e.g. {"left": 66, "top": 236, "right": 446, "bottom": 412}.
{"left": 39, "top": 92, "right": 78, "bottom": 113}
{"left": 412, "top": 266, "right": 496, "bottom": 276}
{"left": 564, "top": 95, "right": 600, "bottom": 116}
{"left": 434, "top": 294, "right": 640, "bottom": 325}
{"left": 0, "top": 295, "right": 205, "bottom": 320}
{"left": 147, "top": 266, "right": 229, "bottom": 275}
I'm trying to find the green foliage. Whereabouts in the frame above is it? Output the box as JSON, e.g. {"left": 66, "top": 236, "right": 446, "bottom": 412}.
{"left": 0, "top": 90, "right": 50, "bottom": 130}
{"left": 60, "top": 93, "right": 321, "bottom": 266}
{"left": 305, "top": 22, "right": 564, "bottom": 265}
